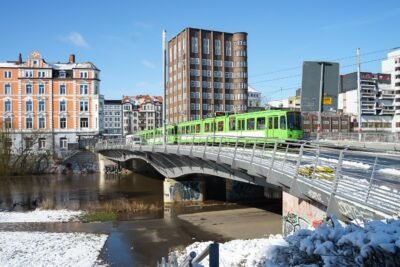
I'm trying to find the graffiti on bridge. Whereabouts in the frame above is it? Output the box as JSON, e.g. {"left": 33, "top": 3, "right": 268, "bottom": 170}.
{"left": 283, "top": 212, "right": 310, "bottom": 236}
{"left": 169, "top": 181, "right": 201, "bottom": 201}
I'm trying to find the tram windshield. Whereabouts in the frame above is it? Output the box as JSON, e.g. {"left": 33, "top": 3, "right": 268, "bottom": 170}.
{"left": 287, "top": 112, "right": 301, "bottom": 130}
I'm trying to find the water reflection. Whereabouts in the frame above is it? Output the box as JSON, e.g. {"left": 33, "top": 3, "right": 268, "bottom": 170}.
{"left": 0, "top": 173, "right": 164, "bottom": 212}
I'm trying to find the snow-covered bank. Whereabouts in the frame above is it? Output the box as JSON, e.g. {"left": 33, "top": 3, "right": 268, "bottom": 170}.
{"left": 0, "top": 231, "right": 107, "bottom": 267}
{"left": 173, "top": 217, "right": 400, "bottom": 267}
{"left": 0, "top": 209, "right": 82, "bottom": 223}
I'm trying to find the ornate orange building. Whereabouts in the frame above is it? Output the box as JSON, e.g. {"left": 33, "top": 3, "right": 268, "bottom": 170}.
{"left": 0, "top": 51, "right": 101, "bottom": 155}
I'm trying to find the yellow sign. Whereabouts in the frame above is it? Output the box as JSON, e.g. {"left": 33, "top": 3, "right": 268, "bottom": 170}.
{"left": 323, "top": 97, "right": 332, "bottom": 105}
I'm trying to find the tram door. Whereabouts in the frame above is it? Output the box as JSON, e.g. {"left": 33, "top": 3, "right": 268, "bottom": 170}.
{"left": 267, "top": 116, "right": 279, "bottom": 138}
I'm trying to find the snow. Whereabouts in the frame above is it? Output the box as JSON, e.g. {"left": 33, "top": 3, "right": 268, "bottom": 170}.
{"left": 0, "top": 209, "right": 83, "bottom": 223}
{"left": 0, "top": 210, "right": 108, "bottom": 266}
{"left": 379, "top": 168, "right": 400, "bottom": 176}
{"left": 0, "top": 231, "right": 107, "bottom": 267}
{"left": 172, "top": 217, "right": 400, "bottom": 267}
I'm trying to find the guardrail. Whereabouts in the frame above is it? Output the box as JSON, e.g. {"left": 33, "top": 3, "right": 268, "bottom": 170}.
{"left": 96, "top": 135, "right": 400, "bottom": 219}
{"left": 157, "top": 242, "right": 219, "bottom": 267}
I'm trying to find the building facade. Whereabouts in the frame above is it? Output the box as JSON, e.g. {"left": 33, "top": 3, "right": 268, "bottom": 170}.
{"left": 167, "top": 27, "right": 248, "bottom": 123}
{"left": 103, "top": 100, "right": 123, "bottom": 138}
{"left": 381, "top": 49, "right": 400, "bottom": 131}
{"left": 247, "top": 86, "right": 261, "bottom": 111}
{"left": 122, "top": 95, "right": 162, "bottom": 135}
{"left": 0, "top": 51, "right": 101, "bottom": 156}
{"left": 339, "top": 72, "right": 395, "bottom": 131}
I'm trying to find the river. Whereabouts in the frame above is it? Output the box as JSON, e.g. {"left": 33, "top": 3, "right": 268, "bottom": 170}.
{"left": 0, "top": 172, "right": 282, "bottom": 266}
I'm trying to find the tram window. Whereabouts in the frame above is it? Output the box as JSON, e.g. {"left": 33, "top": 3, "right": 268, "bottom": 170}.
{"left": 185, "top": 126, "right": 190, "bottom": 134}
{"left": 211, "top": 123, "right": 215, "bottom": 132}
{"left": 268, "top": 118, "right": 273, "bottom": 129}
{"left": 217, "top": 121, "right": 224, "bottom": 131}
{"left": 247, "top": 118, "right": 255, "bottom": 130}
{"left": 190, "top": 125, "right": 195, "bottom": 133}
{"left": 180, "top": 127, "right": 185, "bottom": 134}
{"left": 195, "top": 124, "right": 200, "bottom": 133}
{"left": 274, "top": 117, "right": 278, "bottom": 129}
{"left": 229, "top": 118, "right": 236, "bottom": 131}
{"left": 280, "top": 116, "right": 286, "bottom": 130}
{"left": 205, "top": 123, "right": 209, "bottom": 132}
{"left": 257, "top": 117, "right": 265, "bottom": 130}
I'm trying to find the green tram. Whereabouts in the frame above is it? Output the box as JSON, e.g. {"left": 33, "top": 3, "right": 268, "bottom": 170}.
{"left": 137, "top": 110, "right": 303, "bottom": 144}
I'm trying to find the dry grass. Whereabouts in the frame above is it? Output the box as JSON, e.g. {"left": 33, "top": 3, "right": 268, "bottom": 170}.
{"left": 86, "top": 199, "right": 162, "bottom": 214}
{"left": 37, "top": 199, "right": 56, "bottom": 210}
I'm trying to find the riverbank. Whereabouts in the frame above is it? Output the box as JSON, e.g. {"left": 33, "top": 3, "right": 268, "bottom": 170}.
{"left": 178, "top": 207, "right": 282, "bottom": 240}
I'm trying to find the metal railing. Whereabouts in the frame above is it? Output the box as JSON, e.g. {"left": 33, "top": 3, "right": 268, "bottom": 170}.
{"left": 318, "top": 132, "right": 400, "bottom": 143}
{"left": 96, "top": 135, "right": 400, "bottom": 219}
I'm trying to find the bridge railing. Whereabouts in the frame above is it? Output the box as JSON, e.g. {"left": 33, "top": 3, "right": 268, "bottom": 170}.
{"left": 95, "top": 135, "right": 400, "bottom": 218}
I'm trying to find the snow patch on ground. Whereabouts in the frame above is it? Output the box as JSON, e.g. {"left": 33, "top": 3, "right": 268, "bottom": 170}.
{"left": 0, "top": 209, "right": 82, "bottom": 223}
{"left": 172, "top": 218, "right": 400, "bottom": 267}
{"left": 379, "top": 168, "right": 400, "bottom": 176}
{"left": 0, "top": 231, "right": 107, "bottom": 267}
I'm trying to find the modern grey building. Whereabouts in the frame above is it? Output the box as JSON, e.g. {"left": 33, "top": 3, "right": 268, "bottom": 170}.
{"left": 301, "top": 61, "right": 340, "bottom": 113}
{"left": 103, "top": 100, "right": 123, "bottom": 138}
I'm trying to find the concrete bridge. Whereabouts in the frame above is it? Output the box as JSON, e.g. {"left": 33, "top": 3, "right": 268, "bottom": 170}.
{"left": 95, "top": 136, "right": 400, "bottom": 225}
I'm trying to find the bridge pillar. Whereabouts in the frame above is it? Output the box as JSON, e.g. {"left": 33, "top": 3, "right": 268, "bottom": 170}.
{"left": 163, "top": 178, "right": 205, "bottom": 204}
{"left": 282, "top": 191, "right": 327, "bottom": 236}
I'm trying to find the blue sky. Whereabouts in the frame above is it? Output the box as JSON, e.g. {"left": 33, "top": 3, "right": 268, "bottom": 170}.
{"left": 1, "top": 1, "right": 399, "bottom": 101}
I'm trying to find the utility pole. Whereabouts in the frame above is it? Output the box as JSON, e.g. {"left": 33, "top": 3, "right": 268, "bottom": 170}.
{"left": 317, "top": 62, "right": 325, "bottom": 142}
{"left": 356, "top": 48, "right": 362, "bottom": 142}
{"left": 162, "top": 30, "right": 167, "bottom": 145}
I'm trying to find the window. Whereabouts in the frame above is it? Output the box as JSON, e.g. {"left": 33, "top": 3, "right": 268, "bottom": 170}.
{"left": 38, "top": 84, "right": 45, "bottom": 94}
{"left": 215, "top": 40, "right": 221, "bottom": 56}
{"left": 4, "top": 84, "right": 11, "bottom": 95}
{"left": 217, "top": 121, "right": 224, "bottom": 131}
{"left": 287, "top": 112, "right": 301, "bottom": 130}
{"left": 80, "top": 118, "right": 89, "bottom": 128}
{"left": 60, "top": 100, "right": 66, "bottom": 112}
{"left": 257, "top": 118, "right": 265, "bottom": 130}
{"left": 80, "top": 84, "right": 88, "bottom": 95}
{"left": 60, "top": 118, "right": 66, "bottom": 128}
{"left": 274, "top": 117, "right": 279, "bottom": 129}
{"left": 229, "top": 117, "right": 236, "bottom": 131}
{"left": 60, "top": 84, "right": 66, "bottom": 95}
{"left": 26, "top": 100, "right": 33, "bottom": 112}
{"left": 4, "top": 100, "right": 11, "bottom": 112}
{"left": 268, "top": 118, "right": 273, "bottom": 129}
{"left": 191, "top": 36, "right": 198, "bottom": 53}
{"left": 80, "top": 101, "right": 88, "bottom": 111}
{"left": 203, "top": 38, "right": 209, "bottom": 54}
{"left": 60, "top": 138, "right": 67, "bottom": 149}
{"left": 80, "top": 71, "right": 88, "bottom": 78}
{"left": 39, "top": 138, "right": 46, "bottom": 149}
{"left": 225, "top": 41, "right": 232, "bottom": 56}
{"left": 24, "top": 137, "right": 33, "bottom": 149}
{"left": 205, "top": 123, "right": 210, "bottom": 132}
{"left": 4, "top": 118, "right": 12, "bottom": 129}
{"left": 26, "top": 84, "right": 32, "bottom": 94}
{"left": 59, "top": 71, "right": 66, "bottom": 78}
{"left": 247, "top": 118, "right": 255, "bottom": 130}
{"left": 38, "top": 100, "right": 45, "bottom": 112}
{"left": 195, "top": 124, "right": 200, "bottom": 133}
{"left": 39, "top": 117, "right": 45, "bottom": 129}
{"left": 280, "top": 116, "right": 286, "bottom": 130}
{"left": 26, "top": 117, "right": 33, "bottom": 129}
{"left": 25, "top": 70, "right": 33, "bottom": 78}
{"left": 38, "top": 71, "right": 46, "bottom": 78}
{"left": 4, "top": 71, "right": 11, "bottom": 78}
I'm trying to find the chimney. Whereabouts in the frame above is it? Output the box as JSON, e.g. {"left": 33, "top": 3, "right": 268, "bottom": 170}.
{"left": 18, "top": 53, "right": 22, "bottom": 64}
{"left": 68, "top": 54, "right": 76, "bottom": 63}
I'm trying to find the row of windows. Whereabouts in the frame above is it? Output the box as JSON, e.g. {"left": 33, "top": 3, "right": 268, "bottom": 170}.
{"left": 104, "top": 111, "right": 121, "bottom": 115}
{"left": 191, "top": 37, "right": 233, "bottom": 56}
{"left": 3, "top": 99, "right": 90, "bottom": 112}
{"left": 104, "top": 123, "right": 121, "bottom": 128}
{"left": 2, "top": 84, "right": 91, "bottom": 95}
{"left": 189, "top": 70, "right": 247, "bottom": 79}
{"left": 2, "top": 117, "right": 88, "bottom": 129}
{"left": 104, "top": 117, "right": 121, "bottom": 122}
{"left": 188, "top": 58, "right": 247, "bottom": 68}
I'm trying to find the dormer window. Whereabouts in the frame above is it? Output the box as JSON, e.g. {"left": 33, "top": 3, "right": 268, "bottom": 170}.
{"left": 80, "top": 71, "right": 88, "bottom": 78}
{"left": 33, "top": 60, "right": 38, "bottom": 65}
{"left": 59, "top": 71, "right": 66, "bottom": 78}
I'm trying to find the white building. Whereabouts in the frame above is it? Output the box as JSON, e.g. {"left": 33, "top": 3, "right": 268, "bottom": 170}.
{"left": 103, "top": 100, "right": 123, "bottom": 138}
{"left": 247, "top": 86, "right": 261, "bottom": 110}
{"left": 381, "top": 49, "right": 400, "bottom": 132}
{"left": 339, "top": 72, "right": 395, "bottom": 132}
{"left": 122, "top": 95, "right": 162, "bottom": 136}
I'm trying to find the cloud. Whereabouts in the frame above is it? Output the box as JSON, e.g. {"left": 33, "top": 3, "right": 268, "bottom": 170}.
{"left": 60, "top": 32, "right": 89, "bottom": 48}
{"left": 141, "top": 59, "right": 156, "bottom": 69}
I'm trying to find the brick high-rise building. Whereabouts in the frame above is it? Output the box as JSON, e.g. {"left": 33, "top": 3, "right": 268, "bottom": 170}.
{"left": 167, "top": 28, "right": 248, "bottom": 123}
{"left": 0, "top": 51, "right": 101, "bottom": 155}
